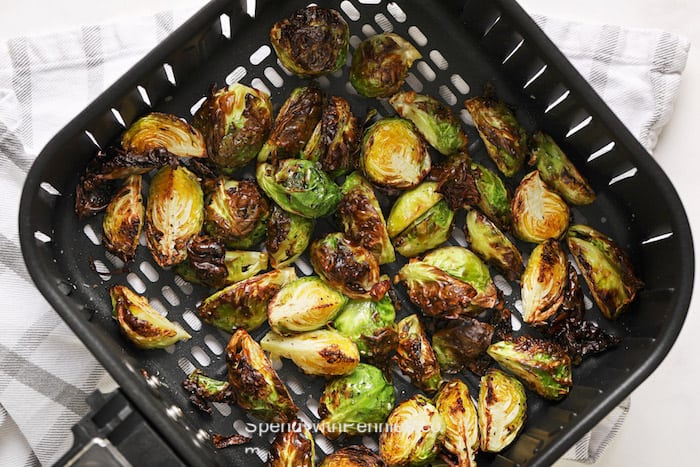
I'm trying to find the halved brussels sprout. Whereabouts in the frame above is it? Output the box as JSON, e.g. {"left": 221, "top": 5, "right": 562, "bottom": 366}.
{"left": 386, "top": 182, "right": 443, "bottom": 238}
{"left": 193, "top": 83, "right": 272, "bottom": 173}
{"left": 268, "top": 420, "right": 315, "bottom": 467}
{"left": 258, "top": 85, "right": 324, "bottom": 162}
{"left": 435, "top": 379, "right": 479, "bottom": 467}
{"left": 257, "top": 159, "right": 342, "bottom": 219}
{"left": 512, "top": 170, "right": 570, "bottom": 243}
{"left": 261, "top": 329, "right": 360, "bottom": 376}
{"left": 110, "top": 285, "right": 191, "bottom": 349}
{"left": 389, "top": 91, "right": 468, "bottom": 156}
{"left": 379, "top": 394, "right": 446, "bottom": 466}
{"left": 145, "top": 165, "right": 204, "bottom": 267}
{"left": 350, "top": 33, "right": 421, "bottom": 98}
{"left": 338, "top": 172, "right": 395, "bottom": 265}
{"left": 182, "top": 369, "right": 234, "bottom": 413}
{"left": 121, "top": 112, "right": 206, "bottom": 158}
{"left": 204, "top": 178, "right": 269, "bottom": 249}
{"left": 478, "top": 368, "right": 527, "bottom": 452}
{"left": 318, "top": 363, "right": 395, "bottom": 438}
{"left": 433, "top": 318, "right": 494, "bottom": 374}
{"left": 270, "top": 6, "right": 349, "bottom": 78}
{"left": 226, "top": 329, "right": 298, "bottom": 422}
{"left": 266, "top": 204, "right": 315, "bottom": 269}
{"left": 102, "top": 175, "right": 144, "bottom": 263}
{"left": 395, "top": 314, "right": 442, "bottom": 394}
{"left": 198, "top": 267, "right": 297, "bottom": 332}
{"left": 427, "top": 152, "right": 480, "bottom": 210}
{"left": 320, "top": 445, "right": 385, "bottom": 467}
{"left": 567, "top": 224, "right": 643, "bottom": 320}
{"left": 488, "top": 336, "right": 572, "bottom": 400}
{"left": 471, "top": 162, "right": 512, "bottom": 231}
{"left": 332, "top": 296, "right": 397, "bottom": 362}
{"left": 360, "top": 118, "right": 431, "bottom": 190}
{"left": 268, "top": 276, "right": 348, "bottom": 335}
{"left": 530, "top": 131, "right": 595, "bottom": 205}
{"left": 521, "top": 239, "right": 567, "bottom": 324}
{"left": 464, "top": 87, "right": 527, "bottom": 177}
{"left": 310, "top": 232, "right": 390, "bottom": 300}
{"left": 464, "top": 208, "right": 523, "bottom": 281}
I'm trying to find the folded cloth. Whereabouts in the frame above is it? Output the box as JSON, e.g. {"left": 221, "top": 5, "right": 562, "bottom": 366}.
{"left": 0, "top": 5, "right": 689, "bottom": 466}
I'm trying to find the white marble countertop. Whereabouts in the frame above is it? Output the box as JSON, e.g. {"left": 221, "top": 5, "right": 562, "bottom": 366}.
{"left": 1, "top": 1, "right": 697, "bottom": 465}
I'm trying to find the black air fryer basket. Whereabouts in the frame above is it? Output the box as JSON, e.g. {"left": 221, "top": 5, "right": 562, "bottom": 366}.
{"left": 18, "top": 0, "right": 694, "bottom": 465}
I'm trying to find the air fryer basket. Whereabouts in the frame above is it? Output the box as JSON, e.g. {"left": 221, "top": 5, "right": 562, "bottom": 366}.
{"left": 19, "top": 0, "right": 694, "bottom": 465}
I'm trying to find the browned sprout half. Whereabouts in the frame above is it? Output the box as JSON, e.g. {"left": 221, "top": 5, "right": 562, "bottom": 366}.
{"left": 464, "top": 209, "right": 524, "bottom": 281}
{"left": 433, "top": 318, "right": 494, "bottom": 375}
{"left": 102, "top": 175, "right": 144, "bottom": 263}
{"left": 435, "top": 379, "right": 479, "bottom": 467}
{"left": 226, "top": 329, "right": 298, "bottom": 422}
{"left": 512, "top": 170, "right": 570, "bottom": 243}
{"left": 145, "top": 165, "right": 204, "bottom": 267}
{"left": 332, "top": 296, "right": 397, "bottom": 364}
{"left": 110, "top": 285, "right": 190, "bottom": 349}
{"left": 267, "top": 420, "right": 315, "bottom": 467}
{"left": 320, "top": 445, "right": 385, "bottom": 467}
{"left": 471, "top": 162, "right": 512, "bottom": 231}
{"left": 478, "top": 368, "right": 527, "bottom": 452}
{"left": 266, "top": 204, "right": 315, "bottom": 269}
{"left": 121, "top": 112, "right": 206, "bottom": 158}
{"left": 427, "top": 152, "right": 481, "bottom": 210}
{"left": 521, "top": 239, "right": 568, "bottom": 325}
{"left": 567, "top": 224, "right": 643, "bottom": 320}
{"left": 394, "top": 314, "right": 442, "bottom": 394}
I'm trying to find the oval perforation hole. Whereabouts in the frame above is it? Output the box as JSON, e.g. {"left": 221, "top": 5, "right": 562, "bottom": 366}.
{"left": 191, "top": 346, "right": 211, "bottom": 367}
{"left": 286, "top": 375, "right": 304, "bottom": 395}
{"left": 609, "top": 167, "right": 637, "bottom": 186}
{"left": 566, "top": 116, "right": 593, "bottom": 138}
{"left": 234, "top": 420, "right": 254, "bottom": 437}
{"left": 220, "top": 14, "right": 231, "bottom": 39}
{"left": 226, "top": 66, "right": 247, "bottom": 85}
{"left": 460, "top": 109, "right": 474, "bottom": 126}
{"left": 502, "top": 39, "right": 525, "bottom": 64}
{"left": 357, "top": 0, "right": 381, "bottom": 4}
{"left": 174, "top": 276, "right": 193, "bottom": 295}
{"left": 271, "top": 355, "right": 283, "bottom": 370}
{"left": 138, "top": 231, "right": 147, "bottom": 247}
{"left": 161, "top": 286, "right": 180, "bottom": 306}
{"left": 127, "top": 273, "right": 146, "bottom": 293}
{"left": 163, "top": 63, "right": 176, "bottom": 85}
{"left": 83, "top": 224, "right": 101, "bottom": 245}
{"left": 93, "top": 259, "right": 111, "bottom": 281}
{"left": 450, "top": 74, "right": 470, "bottom": 94}
{"left": 315, "top": 435, "right": 335, "bottom": 455}
{"left": 294, "top": 258, "right": 313, "bottom": 276}
{"left": 584, "top": 295, "right": 594, "bottom": 310}
{"left": 545, "top": 90, "right": 571, "bottom": 113}
{"left": 511, "top": 310, "right": 523, "bottom": 331}
{"left": 251, "top": 78, "right": 271, "bottom": 95}
{"left": 483, "top": 15, "right": 502, "bottom": 37}
{"left": 386, "top": 2, "right": 406, "bottom": 22}
{"left": 177, "top": 357, "right": 195, "bottom": 375}
{"left": 276, "top": 59, "right": 293, "bottom": 76}
{"left": 416, "top": 61, "right": 435, "bottom": 81}
{"left": 362, "top": 24, "right": 378, "bottom": 37}
{"left": 374, "top": 13, "right": 393, "bottom": 32}
{"left": 349, "top": 34, "right": 362, "bottom": 49}
{"left": 204, "top": 335, "right": 224, "bottom": 355}
{"left": 362, "top": 436, "right": 378, "bottom": 451}
{"left": 139, "top": 262, "right": 159, "bottom": 282}
{"left": 110, "top": 108, "right": 126, "bottom": 128}
{"left": 137, "top": 85, "right": 152, "bottom": 107}
{"left": 213, "top": 402, "right": 231, "bottom": 416}
{"left": 408, "top": 26, "right": 427, "bottom": 46}
{"left": 250, "top": 45, "right": 271, "bottom": 65}
{"left": 316, "top": 76, "right": 331, "bottom": 90}
{"left": 405, "top": 72, "right": 423, "bottom": 92}
{"left": 254, "top": 448, "right": 269, "bottom": 463}
{"left": 34, "top": 231, "right": 52, "bottom": 243}
{"left": 150, "top": 298, "right": 168, "bottom": 317}
{"left": 514, "top": 299, "right": 523, "bottom": 315}
{"left": 524, "top": 64, "right": 548, "bottom": 89}
{"left": 264, "top": 67, "right": 284, "bottom": 88}
{"left": 340, "top": 0, "right": 361, "bottom": 21}
{"left": 84, "top": 130, "right": 101, "bottom": 149}
{"left": 588, "top": 141, "right": 615, "bottom": 162}
{"left": 104, "top": 252, "right": 125, "bottom": 269}
{"left": 438, "top": 85, "right": 457, "bottom": 105}
{"left": 493, "top": 274, "right": 512, "bottom": 296}
{"left": 190, "top": 96, "right": 207, "bottom": 116}
{"left": 641, "top": 232, "right": 673, "bottom": 245}
{"left": 182, "top": 310, "right": 202, "bottom": 331}
{"left": 40, "top": 182, "right": 61, "bottom": 196}
{"left": 429, "top": 50, "right": 448, "bottom": 70}
{"left": 306, "top": 397, "right": 320, "bottom": 418}
{"left": 450, "top": 228, "right": 468, "bottom": 247}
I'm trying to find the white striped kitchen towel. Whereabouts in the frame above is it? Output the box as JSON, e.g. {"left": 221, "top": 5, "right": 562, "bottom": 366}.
{"left": 0, "top": 4, "right": 689, "bottom": 467}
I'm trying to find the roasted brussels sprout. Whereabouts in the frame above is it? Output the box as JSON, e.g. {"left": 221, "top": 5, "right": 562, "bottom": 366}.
{"left": 435, "top": 379, "right": 479, "bottom": 467}
{"left": 302, "top": 96, "right": 360, "bottom": 178}
{"left": 310, "top": 232, "right": 390, "bottom": 300}
{"left": 360, "top": 118, "right": 431, "bottom": 191}
{"left": 258, "top": 85, "right": 323, "bottom": 162}
{"left": 110, "top": 285, "right": 191, "bottom": 349}
{"left": 267, "top": 420, "right": 315, "bottom": 467}
{"left": 394, "top": 314, "right": 442, "bottom": 393}
{"left": 318, "top": 363, "right": 395, "bottom": 438}
{"left": 521, "top": 239, "right": 567, "bottom": 325}
{"left": 433, "top": 318, "right": 494, "bottom": 374}
{"left": 350, "top": 33, "right": 421, "bottom": 98}
{"left": 270, "top": 5, "right": 349, "bottom": 78}
{"left": 379, "top": 394, "right": 446, "bottom": 466}
{"left": 198, "top": 267, "right": 297, "bottom": 332}
{"left": 471, "top": 162, "right": 512, "bottom": 231}
{"left": 257, "top": 159, "right": 342, "bottom": 219}
{"left": 320, "top": 445, "right": 385, "bottom": 467}
{"left": 193, "top": 83, "right": 272, "bottom": 172}
{"left": 478, "top": 368, "right": 527, "bottom": 452}
{"left": 332, "top": 296, "right": 397, "bottom": 361}
{"left": 121, "top": 112, "right": 206, "bottom": 158}
{"left": 261, "top": 329, "right": 360, "bottom": 376}
{"left": 389, "top": 91, "right": 468, "bottom": 156}
{"left": 145, "top": 165, "right": 204, "bottom": 267}
{"left": 464, "top": 86, "right": 527, "bottom": 177}
{"left": 387, "top": 182, "right": 442, "bottom": 238}
{"left": 530, "top": 131, "right": 595, "bottom": 205}
{"left": 338, "top": 172, "right": 395, "bottom": 265}
{"left": 427, "top": 152, "right": 480, "bottom": 210}
{"left": 102, "top": 175, "right": 144, "bottom": 263}
{"left": 268, "top": 276, "right": 348, "bottom": 335}
{"left": 266, "top": 204, "right": 315, "bottom": 269}
{"left": 488, "top": 335, "right": 572, "bottom": 400}
{"left": 512, "top": 170, "right": 570, "bottom": 243}
{"left": 226, "top": 329, "right": 298, "bottom": 422}
{"left": 464, "top": 208, "right": 523, "bottom": 281}
{"left": 567, "top": 224, "right": 643, "bottom": 320}
{"left": 75, "top": 174, "right": 119, "bottom": 219}
{"left": 182, "top": 369, "right": 234, "bottom": 413}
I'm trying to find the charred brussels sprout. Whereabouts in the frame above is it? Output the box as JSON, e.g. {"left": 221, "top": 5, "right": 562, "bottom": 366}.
{"left": 266, "top": 204, "right": 314, "bottom": 269}
{"left": 102, "top": 175, "right": 144, "bottom": 263}
{"left": 394, "top": 314, "right": 442, "bottom": 394}
{"left": 257, "top": 159, "right": 342, "bottom": 219}
{"left": 530, "top": 131, "right": 595, "bottom": 205}
{"left": 318, "top": 363, "right": 395, "bottom": 438}
{"left": 512, "top": 170, "right": 570, "bottom": 243}
{"left": 521, "top": 239, "right": 568, "bottom": 324}
{"left": 435, "top": 379, "right": 479, "bottom": 467}
{"left": 427, "top": 152, "right": 480, "bottom": 210}
{"left": 567, "top": 224, "right": 643, "bottom": 320}
{"left": 379, "top": 394, "right": 446, "bottom": 466}
{"left": 333, "top": 296, "right": 397, "bottom": 361}
{"left": 226, "top": 329, "right": 298, "bottom": 422}
{"left": 145, "top": 165, "right": 204, "bottom": 267}
{"left": 198, "top": 268, "right": 297, "bottom": 332}
{"left": 268, "top": 276, "right": 348, "bottom": 335}
{"left": 270, "top": 6, "right": 349, "bottom": 78}
{"left": 350, "top": 33, "right": 421, "bottom": 98}
{"left": 110, "top": 285, "right": 190, "bottom": 349}
{"left": 204, "top": 178, "right": 269, "bottom": 249}
{"left": 121, "top": 112, "right": 206, "bottom": 158}
{"left": 338, "top": 172, "right": 395, "bottom": 265}
{"left": 478, "top": 368, "right": 527, "bottom": 452}
{"left": 360, "top": 118, "right": 431, "bottom": 190}
{"left": 320, "top": 445, "right": 385, "bottom": 467}
{"left": 267, "top": 420, "right": 315, "bottom": 467}
{"left": 193, "top": 83, "right": 272, "bottom": 172}
{"left": 471, "top": 162, "right": 512, "bottom": 231}
{"left": 182, "top": 369, "right": 234, "bottom": 413}
{"left": 465, "top": 209, "right": 523, "bottom": 281}
{"left": 389, "top": 91, "right": 468, "bottom": 155}
{"left": 488, "top": 336, "right": 572, "bottom": 400}
{"left": 433, "top": 318, "right": 494, "bottom": 374}
{"left": 310, "top": 232, "right": 390, "bottom": 300}
{"left": 261, "top": 329, "right": 360, "bottom": 376}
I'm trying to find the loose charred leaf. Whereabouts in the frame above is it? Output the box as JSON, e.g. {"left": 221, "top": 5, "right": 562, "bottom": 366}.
{"left": 102, "top": 175, "right": 144, "bottom": 262}
{"left": 182, "top": 369, "right": 234, "bottom": 413}
{"left": 435, "top": 379, "right": 479, "bottom": 467}
{"left": 433, "top": 318, "right": 494, "bottom": 374}
{"left": 212, "top": 433, "right": 252, "bottom": 449}
{"left": 121, "top": 112, "right": 206, "bottom": 158}
{"left": 75, "top": 174, "right": 119, "bottom": 219}
{"left": 478, "top": 368, "right": 526, "bottom": 453}
{"left": 520, "top": 239, "right": 568, "bottom": 324}
{"left": 266, "top": 204, "right": 315, "bottom": 269}
{"left": 394, "top": 314, "right": 442, "bottom": 393}
{"left": 464, "top": 209, "right": 523, "bottom": 281}
{"left": 320, "top": 445, "right": 385, "bottom": 467}
{"left": 471, "top": 162, "right": 512, "bottom": 231}
{"left": 427, "top": 152, "right": 480, "bottom": 210}
{"left": 512, "top": 170, "right": 570, "bottom": 243}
